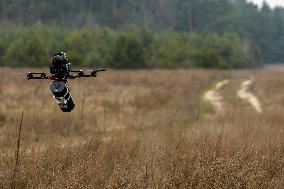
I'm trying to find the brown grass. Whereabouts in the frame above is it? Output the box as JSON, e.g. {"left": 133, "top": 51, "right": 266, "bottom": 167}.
{"left": 0, "top": 68, "right": 283, "bottom": 188}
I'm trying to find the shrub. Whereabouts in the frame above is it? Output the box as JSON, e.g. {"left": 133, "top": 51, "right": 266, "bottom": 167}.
{"left": 106, "top": 33, "right": 147, "bottom": 69}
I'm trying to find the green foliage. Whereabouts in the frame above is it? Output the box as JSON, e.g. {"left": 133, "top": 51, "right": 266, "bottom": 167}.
{"left": 3, "top": 28, "right": 48, "bottom": 67}
{"left": 0, "top": 0, "right": 284, "bottom": 63}
{"left": 155, "top": 34, "right": 191, "bottom": 68}
{"left": 188, "top": 33, "right": 261, "bottom": 69}
{"left": 152, "top": 32, "right": 261, "bottom": 69}
{"left": 106, "top": 32, "right": 147, "bottom": 69}
{"left": 0, "top": 26, "right": 261, "bottom": 69}
{"left": 62, "top": 28, "right": 116, "bottom": 67}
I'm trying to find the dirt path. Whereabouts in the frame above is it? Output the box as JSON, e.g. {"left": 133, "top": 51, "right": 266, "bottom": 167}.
{"left": 238, "top": 79, "right": 262, "bottom": 113}
{"left": 204, "top": 80, "right": 229, "bottom": 115}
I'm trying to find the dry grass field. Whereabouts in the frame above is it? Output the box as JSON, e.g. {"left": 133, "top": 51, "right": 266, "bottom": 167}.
{"left": 0, "top": 68, "right": 283, "bottom": 188}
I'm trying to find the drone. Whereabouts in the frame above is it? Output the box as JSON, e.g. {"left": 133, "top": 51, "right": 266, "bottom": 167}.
{"left": 25, "top": 52, "right": 106, "bottom": 112}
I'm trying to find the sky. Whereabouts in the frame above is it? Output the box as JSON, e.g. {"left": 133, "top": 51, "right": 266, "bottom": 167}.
{"left": 247, "top": 0, "right": 284, "bottom": 8}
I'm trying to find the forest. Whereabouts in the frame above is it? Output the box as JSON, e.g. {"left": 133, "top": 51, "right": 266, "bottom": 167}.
{"left": 0, "top": 0, "right": 283, "bottom": 68}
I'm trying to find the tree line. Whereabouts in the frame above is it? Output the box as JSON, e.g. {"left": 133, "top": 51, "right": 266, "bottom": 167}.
{"left": 0, "top": 0, "right": 283, "bottom": 67}
{"left": 0, "top": 26, "right": 260, "bottom": 69}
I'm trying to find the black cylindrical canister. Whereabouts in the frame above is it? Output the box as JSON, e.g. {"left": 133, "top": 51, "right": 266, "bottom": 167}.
{"left": 50, "top": 81, "right": 75, "bottom": 112}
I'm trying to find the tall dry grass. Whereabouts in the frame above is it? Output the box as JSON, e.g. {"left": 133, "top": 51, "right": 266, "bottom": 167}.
{"left": 0, "top": 68, "right": 283, "bottom": 188}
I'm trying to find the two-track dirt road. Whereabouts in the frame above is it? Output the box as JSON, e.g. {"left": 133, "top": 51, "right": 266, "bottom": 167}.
{"left": 204, "top": 78, "right": 262, "bottom": 115}
{"left": 204, "top": 80, "right": 229, "bottom": 115}
{"left": 238, "top": 79, "right": 263, "bottom": 113}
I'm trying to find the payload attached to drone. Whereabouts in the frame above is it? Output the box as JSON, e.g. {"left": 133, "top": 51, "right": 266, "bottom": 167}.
{"left": 26, "top": 52, "right": 106, "bottom": 112}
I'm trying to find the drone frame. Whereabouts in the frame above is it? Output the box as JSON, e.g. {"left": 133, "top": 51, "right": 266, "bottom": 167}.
{"left": 25, "top": 69, "right": 106, "bottom": 112}
{"left": 27, "top": 69, "right": 106, "bottom": 80}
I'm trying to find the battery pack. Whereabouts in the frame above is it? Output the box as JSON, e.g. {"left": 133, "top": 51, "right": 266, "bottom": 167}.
{"left": 50, "top": 81, "right": 75, "bottom": 112}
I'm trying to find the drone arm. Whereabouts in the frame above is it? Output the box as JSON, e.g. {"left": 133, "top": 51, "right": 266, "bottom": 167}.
{"left": 67, "top": 74, "right": 95, "bottom": 79}
{"left": 67, "top": 69, "right": 106, "bottom": 79}
{"left": 27, "top": 72, "right": 51, "bottom": 80}
{"left": 27, "top": 76, "right": 50, "bottom": 80}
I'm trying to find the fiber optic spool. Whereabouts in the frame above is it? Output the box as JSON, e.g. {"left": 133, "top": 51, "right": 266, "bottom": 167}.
{"left": 50, "top": 81, "right": 75, "bottom": 112}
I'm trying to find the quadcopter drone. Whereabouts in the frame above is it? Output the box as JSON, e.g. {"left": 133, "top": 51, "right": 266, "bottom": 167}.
{"left": 25, "top": 52, "right": 106, "bottom": 112}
